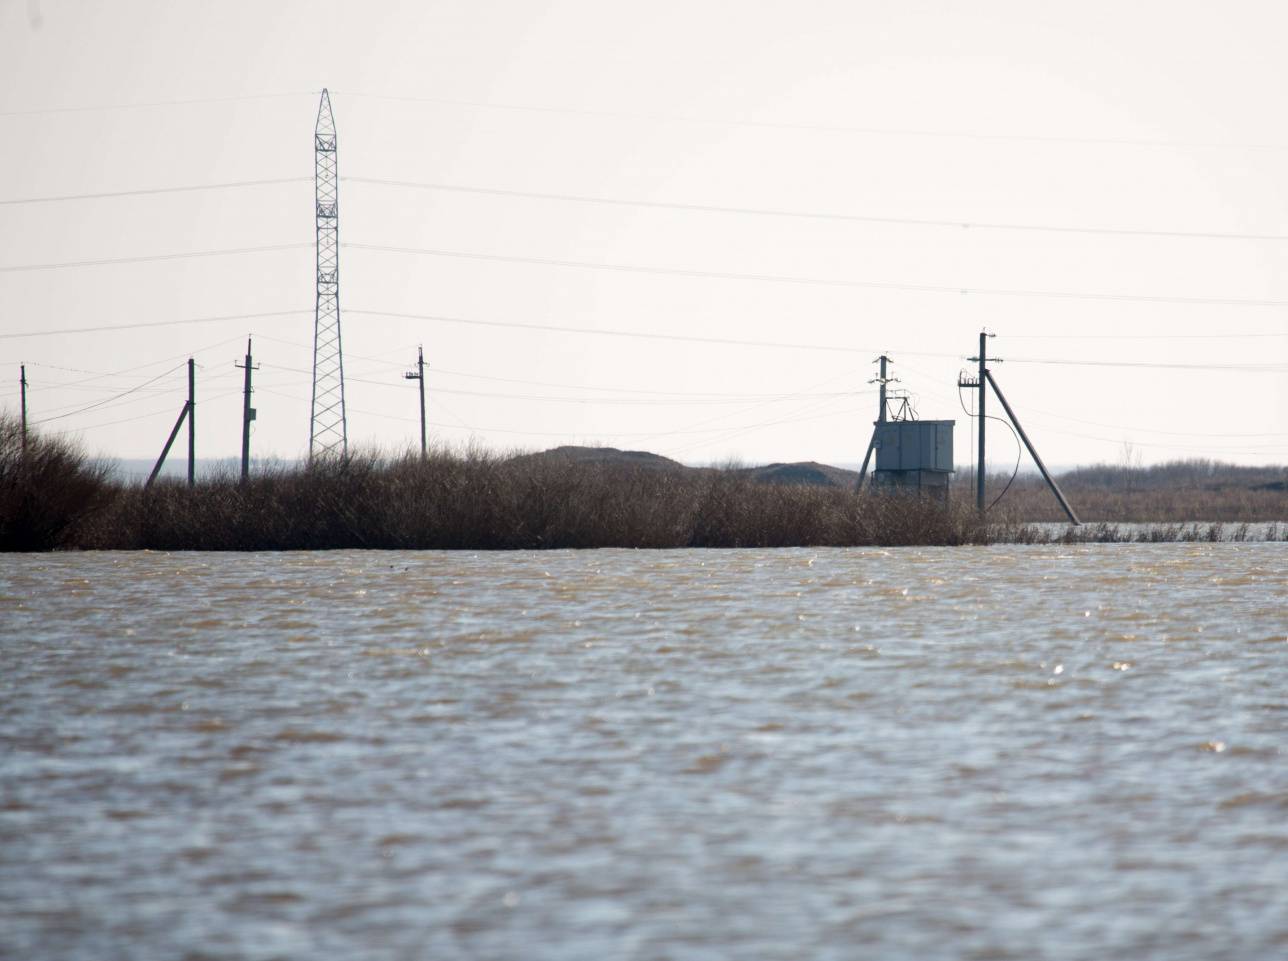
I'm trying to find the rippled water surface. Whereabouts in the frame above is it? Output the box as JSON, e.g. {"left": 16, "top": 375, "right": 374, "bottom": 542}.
{"left": 3, "top": 546, "right": 1286, "bottom": 961}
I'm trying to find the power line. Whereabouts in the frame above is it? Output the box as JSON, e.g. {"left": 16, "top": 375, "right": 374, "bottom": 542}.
{"left": 1006, "top": 356, "right": 1286, "bottom": 373}
{"left": 30, "top": 367, "right": 239, "bottom": 420}
{"left": 1019, "top": 421, "right": 1288, "bottom": 455}
{"left": 0, "top": 243, "right": 309, "bottom": 274}
{"left": 0, "top": 178, "right": 309, "bottom": 206}
{"left": 333, "top": 90, "right": 1288, "bottom": 153}
{"left": 349, "top": 307, "right": 1288, "bottom": 372}
{"left": 347, "top": 307, "right": 948, "bottom": 356}
{"left": 256, "top": 360, "right": 864, "bottom": 406}
{"left": 651, "top": 369, "right": 860, "bottom": 453}
{"left": 254, "top": 347, "right": 868, "bottom": 400}
{"left": 1006, "top": 330, "right": 1288, "bottom": 340}
{"left": 255, "top": 384, "right": 872, "bottom": 439}
{"left": 0, "top": 309, "right": 311, "bottom": 341}
{"left": 45, "top": 386, "right": 245, "bottom": 437}
{"left": 344, "top": 243, "right": 1288, "bottom": 310}
{"left": 894, "top": 358, "right": 1287, "bottom": 440}
{"left": 428, "top": 365, "right": 857, "bottom": 399}
{"left": 664, "top": 394, "right": 859, "bottom": 457}
{"left": 30, "top": 364, "right": 184, "bottom": 425}
{"left": 250, "top": 331, "right": 421, "bottom": 367}
{"left": 344, "top": 175, "right": 1288, "bottom": 244}
{"left": 0, "top": 91, "right": 315, "bottom": 118}
{"left": 21, "top": 336, "right": 259, "bottom": 404}
{"left": 7, "top": 167, "right": 1285, "bottom": 247}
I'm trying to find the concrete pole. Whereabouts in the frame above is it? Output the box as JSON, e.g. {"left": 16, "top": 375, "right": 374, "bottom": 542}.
{"left": 417, "top": 346, "right": 426, "bottom": 458}
{"left": 187, "top": 358, "right": 195, "bottom": 487}
{"left": 19, "top": 364, "right": 27, "bottom": 453}
{"left": 976, "top": 331, "right": 986, "bottom": 514}
{"left": 404, "top": 347, "right": 427, "bottom": 457}
{"left": 877, "top": 354, "right": 888, "bottom": 423}
{"left": 240, "top": 340, "right": 254, "bottom": 481}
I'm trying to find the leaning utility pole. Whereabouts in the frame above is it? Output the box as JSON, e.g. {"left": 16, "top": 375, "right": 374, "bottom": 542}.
{"left": 404, "top": 345, "right": 427, "bottom": 457}
{"left": 19, "top": 364, "right": 27, "bottom": 452}
{"left": 236, "top": 339, "right": 259, "bottom": 481}
{"left": 147, "top": 359, "right": 195, "bottom": 488}
{"left": 309, "top": 88, "right": 347, "bottom": 460}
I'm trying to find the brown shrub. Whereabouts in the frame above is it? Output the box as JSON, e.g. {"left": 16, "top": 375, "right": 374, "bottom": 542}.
{"left": 0, "top": 416, "right": 112, "bottom": 552}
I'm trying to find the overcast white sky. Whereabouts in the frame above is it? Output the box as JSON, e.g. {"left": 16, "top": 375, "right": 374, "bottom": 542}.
{"left": 2, "top": 0, "right": 1286, "bottom": 470}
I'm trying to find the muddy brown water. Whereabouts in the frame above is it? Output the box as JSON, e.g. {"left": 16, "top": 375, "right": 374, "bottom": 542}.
{"left": 2, "top": 546, "right": 1286, "bottom": 960}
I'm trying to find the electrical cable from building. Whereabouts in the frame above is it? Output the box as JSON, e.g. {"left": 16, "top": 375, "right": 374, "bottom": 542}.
{"left": 958, "top": 383, "right": 1022, "bottom": 512}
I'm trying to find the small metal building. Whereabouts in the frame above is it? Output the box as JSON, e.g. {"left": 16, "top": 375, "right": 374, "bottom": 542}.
{"left": 873, "top": 420, "right": 955, "bottom": 495}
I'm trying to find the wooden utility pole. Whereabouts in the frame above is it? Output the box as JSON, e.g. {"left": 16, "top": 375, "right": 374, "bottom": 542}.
{"left": 235, "top": 339, "right": 259, "bottom": 481}
{"left": 404, "top": 346, "right": 426, "bottom": 457}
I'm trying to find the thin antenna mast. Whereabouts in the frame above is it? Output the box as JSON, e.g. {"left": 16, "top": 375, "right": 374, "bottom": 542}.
{"left": 309, "top": 89, "right": 347, "bottom": 460}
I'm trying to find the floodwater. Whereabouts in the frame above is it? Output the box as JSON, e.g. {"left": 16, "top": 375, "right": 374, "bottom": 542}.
{"left": 2, "top": 546, "right": 1286, "bottom": 961}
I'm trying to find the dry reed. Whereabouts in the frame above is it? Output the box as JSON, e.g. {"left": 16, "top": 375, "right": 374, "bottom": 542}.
{"left": 3, "top": 417, "right": 1284, "bottom": 552}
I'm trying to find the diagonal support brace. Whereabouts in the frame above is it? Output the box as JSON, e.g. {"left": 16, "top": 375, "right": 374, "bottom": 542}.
{"left": 985, "top": 370, "right": 1080, "bottom": 525}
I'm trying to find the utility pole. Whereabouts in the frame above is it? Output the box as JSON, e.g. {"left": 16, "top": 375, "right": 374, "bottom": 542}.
{"left": 236, "top": 339, "right": 259, "bottom": 481}
{"left": 960, "top": 332, "right": 1080, "bottom": 525}
{"left": 877, "top": 354, "right": 890, "bottom": 424}
{"left": 959, "top": 332, "right": 994, "bottom": 512}
{"left": 187, "top": 358, "right": 195, "bottom": 486}
{"left": 147, "top": 360, "right": 194, "bottom": 489}
{"left": 857, "top": 353, "right": 897, "bottom": 487}
{"left": 19, "top": 364, "right": 27, "bottom": 452}
{"left": 975, "top": 332, "right": 989, "bottom": 513}
{"left": 404, "top": 345, "right": 426, "bottom": 457}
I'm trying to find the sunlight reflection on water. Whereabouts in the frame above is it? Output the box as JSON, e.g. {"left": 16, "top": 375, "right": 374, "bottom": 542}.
{"left": 2, "top": 545, "right": 1286, "bottom": 960}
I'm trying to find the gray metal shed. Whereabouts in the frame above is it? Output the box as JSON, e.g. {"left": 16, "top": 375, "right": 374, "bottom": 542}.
{"left": 873, "top": 420, "right": 955, "bottom": 495}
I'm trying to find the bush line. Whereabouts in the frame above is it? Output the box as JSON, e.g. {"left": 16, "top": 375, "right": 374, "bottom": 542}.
{"left": 2, "top": 417, "right": 1284, "bottom": 551}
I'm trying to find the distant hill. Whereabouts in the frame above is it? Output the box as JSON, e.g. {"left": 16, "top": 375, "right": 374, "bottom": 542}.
{"left": 509, "top": 446, "right": 686, "bottom": 472}
{"left": 512, "top": 446, "right": 861, "bottom": 488}
{"left": 736, "top": 461, "right": 860, "bottom": 488}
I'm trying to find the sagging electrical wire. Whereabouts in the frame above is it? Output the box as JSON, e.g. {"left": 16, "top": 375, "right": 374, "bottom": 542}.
{"left": 958, "top": 382, "right": 1022, "bottom": 512}
{"left": 30, "top": 363, "right": 186, "bottom": 425}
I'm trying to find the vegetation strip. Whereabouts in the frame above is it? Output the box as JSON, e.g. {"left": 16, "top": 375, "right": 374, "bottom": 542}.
{"left": 2, "top": 418, "right": 1283, "bottom": 551}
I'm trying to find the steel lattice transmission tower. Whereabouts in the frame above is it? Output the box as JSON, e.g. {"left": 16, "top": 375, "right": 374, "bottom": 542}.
{"left": 309, "top": 88, "right": 347, "bottom": 459}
